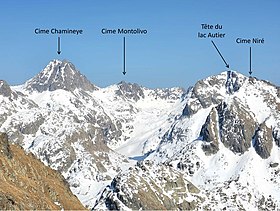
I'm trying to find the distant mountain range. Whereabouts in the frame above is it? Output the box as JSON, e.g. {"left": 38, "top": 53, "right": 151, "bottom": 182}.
{"left": 0, "top": 59, "right": 279, "bottom": 210}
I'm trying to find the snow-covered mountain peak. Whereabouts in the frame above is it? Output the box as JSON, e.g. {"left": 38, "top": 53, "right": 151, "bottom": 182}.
{"left": 158, "top": 69, "right": 280, "bottom": 158}
{"left": 0, "top": 80, "right": 12, "bottom": 97}
{"left": 115, "top": 81, "right": 145, "bottom": 101}
{"left": 2, "top": 64, "right": 280, "bottom": 209}
{"left": 23, "top": 59, "right": 97, "bottom": 93}
{"left": 200, "top": 70, "right": 245, "bottom": 93}
{"left": 182, "top": 70, "right": 264, "bottom": 117}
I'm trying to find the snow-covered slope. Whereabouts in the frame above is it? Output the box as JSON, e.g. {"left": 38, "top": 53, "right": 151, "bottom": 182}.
{"left": 95, "top": 70, "right": 280, "bottom": 210}
{"left": 0, "top": 59, "right": 185, "bottom": 208}
{"left": 91, "top": 82, "right": 185, "bottom": 157}
{"left": 1, "top": 60, "right": 280, "bottom": 209}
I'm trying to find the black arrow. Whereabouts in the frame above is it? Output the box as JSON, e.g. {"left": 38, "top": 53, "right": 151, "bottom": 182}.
{"left": 122, "top": 37, "right": 126, "bottom": 75}
{"left": 211, "top": 40, "right": 229, "bottom": 68}
{"left": 57, "top": 36, "right": 61, "bottom": 55}
{"left": 249, "top": 47, "right": 252, "bottom": 75}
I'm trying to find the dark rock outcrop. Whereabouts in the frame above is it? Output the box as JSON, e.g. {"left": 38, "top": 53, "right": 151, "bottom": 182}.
{"left": 200, "top": 107, "right": 220, "bottom": 155}
{"left": 225, "top": 71, "right": 243, "bottom": 94}
{"left": 273, "top": 128, "right": 280, "bottom": 147}
{"left": 253, "top": 123, "right": 273, "bottom": 159}
{"left": 217, "top": 100, "right": 255, "bottom": 154}
{"left": 200, "top": 99, "right": 255, "bottom": 155}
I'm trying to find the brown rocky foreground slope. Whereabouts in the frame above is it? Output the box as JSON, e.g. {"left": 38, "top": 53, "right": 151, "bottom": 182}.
{"left": 0, "top": 133, "right": 85, "bottom": 210}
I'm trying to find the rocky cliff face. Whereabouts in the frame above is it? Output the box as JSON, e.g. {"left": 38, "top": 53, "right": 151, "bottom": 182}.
{"left": 216, "top": 100, "right": 255, "bottom": 154}
{"left": 253, "top": 123, "right": 273, "bottom": 159}
{"left": 200, "top": 107, "right": 220, "bottom": 155}
{"left": 0, "top": 133, "right": 85, "bottom": 210}
{"left": 24, "top": 59, "right": 97, "bottom": 92}
{"left": 200, "top": 99, "right": 256, "bottom": 155}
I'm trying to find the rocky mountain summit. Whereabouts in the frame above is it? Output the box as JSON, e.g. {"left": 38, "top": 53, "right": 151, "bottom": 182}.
{"left": 96, "top": 70, "right": 280, "bottom": 210}
{"left": 24, "top": 59, "right": 97, "bottom": 92}
{"left": 1, "top": 60, "right": 185, "bottom": 208}
{"left": 0, "top": 133, "right": 85, "bottom": 210}
{"left": 1, "top": 60, "right": 280, "bottom": 210}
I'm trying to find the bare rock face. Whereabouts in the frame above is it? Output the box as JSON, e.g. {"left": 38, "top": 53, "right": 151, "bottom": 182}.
{"left": 253, "top": 123, "right": 273, "bottom": 159}
{"left": 116, "top": 81, "right": 145, "bottom": 101}
{"left": 200, "top": 99, "right": 255, "bottom": 155}
{"left": 200, "top": 96, "right": 276, "bottom": 159}
{"left": 273, "top": 128, "right": 280, "bottom": 147}
{"left": 217, "top": 100, "right": 255, "bottom": 154}
{"left": 225, "top": 71, "right": 243, "bottom": 94}
{"left": 0, "top": 133, "right": 85, "bottom": 210}
{"left": 25, "top": 60, "right": 97, "bottom": 92}
{"left": 182, "top": 78, "right": 223, "bottom": 116}
{"left": 200, "top": 107, "right": 220, "bottom": 155}
{"left": 0, "top": 80, "right": 12, "bottom": 97}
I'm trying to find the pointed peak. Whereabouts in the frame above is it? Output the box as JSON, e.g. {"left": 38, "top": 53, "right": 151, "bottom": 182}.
{"left": 24, "top": 59, "right": 97, "bottom": 93}
{"left": 43, "top": 59, "right": 75, "bottom": 74}
{"left": 118, "top": 80, "right": 132, "bottom": 86}
{"left": 118, "top": 80, "right": 126, "bottom": 85}
{"left": 0, "top": 80, "right": 12, "bottom": 97}
{"left": 199, "top": 70, "right": 246, "bottom": 92}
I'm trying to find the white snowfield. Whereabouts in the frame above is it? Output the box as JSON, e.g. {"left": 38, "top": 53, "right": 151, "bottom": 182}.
{"left": 1, "top": 60, "right": 279, "bottom": 209}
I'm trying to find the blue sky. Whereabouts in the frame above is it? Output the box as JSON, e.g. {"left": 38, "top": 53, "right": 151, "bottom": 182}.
{"left": 0, "top": 0, "right": 279, "bottom": 88}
